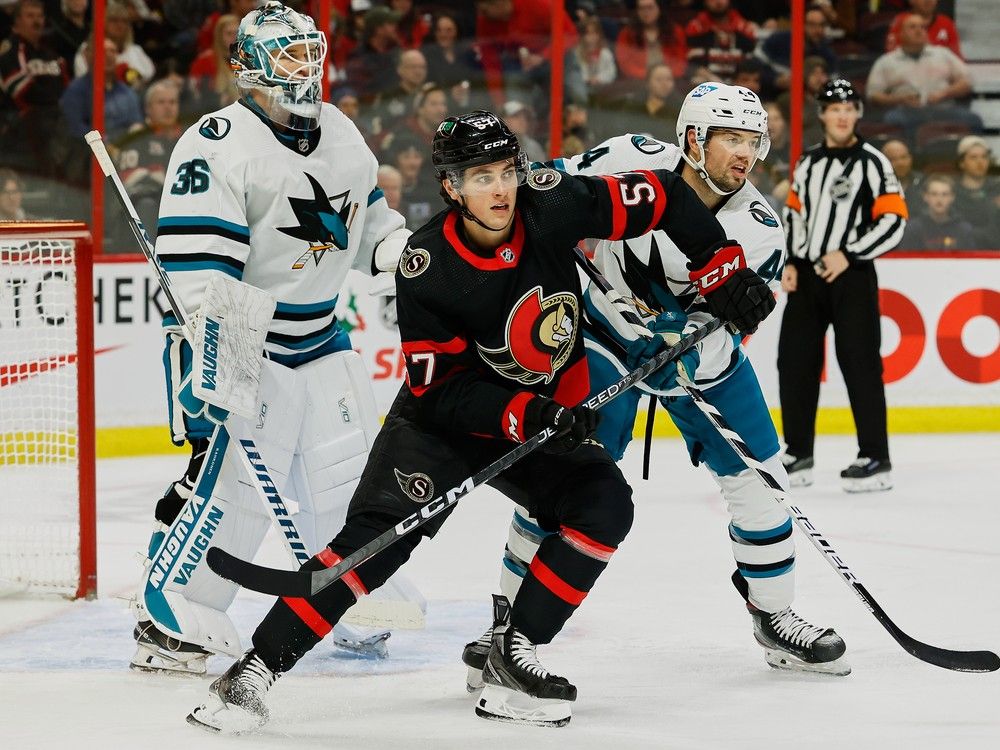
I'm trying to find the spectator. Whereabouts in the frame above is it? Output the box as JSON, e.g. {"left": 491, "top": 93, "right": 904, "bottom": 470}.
{"left": 371, "top": 48, "right": 428, "bottom": 133}
{"left": 61, "top": 36, "right": 143, "bottom": 141}
{"left": 188, "top": 13, "right": 239, "bottom": 112}
{"left": 881, "top": 139, "right": 924, "bottom": 206}
{"left": 952, "top": 135, "right": 1000, "bottom": 244}
{"left": 886, "top": 0, "right": 961, "bottom": 58}
{"left": 376, "top": 163, "right": 403, "bottom": 213}
{"left": 732, "top": 57, "right": 769, "bottom": 99}
{"left": 866, "top": 13, "right": 981, "bottom": 141}
{"left": 398, "top": 82, "right": 449, "bottom": 148}
{"left": 900, "top": 173, "right": 978, "bottom": 250}
{"left": 326, "top": 7, "right": 357, "bottom": 85}
{"left": 0, "top": 0, "right": 68, "bottom": 177}
{"left": 0, "top": 166, "right": 30, "bottom": 219}
{"left": 74, "top": 2, "right": 155, "bottom": 88}
{"left": 474, "top": 0, "right": 579, "bottom": 109}
{"left": 384, "top": 131, "right": 438, "bottom": 230}
{"left": 561, "top": 101, "right": 592, "bottom": 155}
{"left": 114, "top": 79, "right": 182, "bottom": 243}
{"left": 422, "top": 11, "right": 484, "bottom": 104}
{"left": 574, "top": 16, "right": 616, "bottom": 91}
{"left": 45, "top": 0, "right": 89, "bottom": 69}
{"left": 501, "top": 99, "right": 545, "bottom": 162}
{"left": 685, "top": 0, "right": 755, "bottom": 84}
{"left": 613, "top": 61, "right": 682, "bottom": 141}
{"left": 763, "top": 100, "right": 790, "bottom": 207}
{"left": 196, "top": 0, "right": 259, "bottom": 55}
{"left": 389, "top": 0, "right": 429, "bottom": 49}
{"left": 614, "top": 0, "right": 686, "bottom": 83}
{"left": 757, "top": 4, "right": 837, "bottom": 92}
{"left": 345, "top": 5, "right": 400, "bottom": 104}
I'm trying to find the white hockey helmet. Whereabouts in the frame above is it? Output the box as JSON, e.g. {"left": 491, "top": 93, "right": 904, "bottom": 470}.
{"left": 231, "top": 1, "right": 328, "bottom": 131}
{"left": 676, "top": 82, "right": 770, "bottom": 195}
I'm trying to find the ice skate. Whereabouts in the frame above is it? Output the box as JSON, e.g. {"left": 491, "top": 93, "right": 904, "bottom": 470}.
{"left": 781, "top": 453, "right": 814, "bottom": 487}
{"left": 747, "top": 603, "right": 850, "bottom": 675}
{"left": 331, "top": 622, "right": 391, "bottom": 659}
{"left": 186, "top": 650, "right": 278, "bottom": 733}
{"left": 841, "top": 458, "right": 892, "bottom": 493}
{"left": 462, "top": 594, "right": 511, "bottom": 692}
{"left": 476, "top": 624, "right": 576, "bottom": 727}
{"left": 130, "top": 620, "right": 209, "bottom": 675}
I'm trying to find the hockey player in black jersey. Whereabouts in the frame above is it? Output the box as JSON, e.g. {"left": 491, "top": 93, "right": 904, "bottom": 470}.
{"left": 186, "top": 111, "right": 774, "bottom": 732}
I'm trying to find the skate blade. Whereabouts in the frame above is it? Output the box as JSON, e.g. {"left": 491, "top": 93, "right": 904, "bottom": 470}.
{"left": 475, "top": 684, "right": 572, "bottom": 727}
{"left": 331, "top": 631, "right": 390, "bottom": 660}
{"left": 842, "top": 473, "right": 892, "bottom": 493}
{"left": 466, "top": 665, "right": 485, "bottom": 693}
{"left": 788, "top": 469, "right": 813, "bottom": 488}
{"left": 186, "top": 696, "right": 265, "bottom": 735}
{"left": 763, "top": 648, "right": 852, "bottom": 676}
{"left": 130, "top": 644, "right": 207, "bottom": 676}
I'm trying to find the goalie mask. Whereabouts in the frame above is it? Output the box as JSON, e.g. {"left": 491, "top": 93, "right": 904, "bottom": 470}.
{"left": 676, "top": 82, "right": 770, "bottom": 196}
{"left": 231, "top": 1, "right": 328, "bottom": 131}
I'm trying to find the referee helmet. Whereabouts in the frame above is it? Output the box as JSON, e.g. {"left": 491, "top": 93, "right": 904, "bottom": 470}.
{"left": 817, "top": 79, "right": 863, "bottom": 116}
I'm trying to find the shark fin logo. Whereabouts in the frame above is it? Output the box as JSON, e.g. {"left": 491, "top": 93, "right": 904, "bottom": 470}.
{"left": 279, "top": 173, "right": 357, "bottom": 269}
{"left": 478, "top": 286, "right": 578, "bottom": 385}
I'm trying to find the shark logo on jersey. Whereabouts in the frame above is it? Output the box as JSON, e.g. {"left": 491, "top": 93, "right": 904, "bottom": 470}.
{"left": 748, "top": 200, "right": 779, "bottom": 228}
{"left": 478, "top": 286, "right": 578, "bottom": 385}
{"left": 198, "top": 116, "right": 231, "bottom": 140}
{"left": 394, "top": 468, "right": 434, "bottom": 503}
{"left": 279, "top": 173, "right": 358, "bottom": 269}
{"left": 631, "top": 135, "right": 666, "bottom": 154}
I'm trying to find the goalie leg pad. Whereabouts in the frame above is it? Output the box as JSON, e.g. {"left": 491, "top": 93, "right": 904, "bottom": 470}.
{"left": 139, "top": 361, "right": 308, "bottom": 656}
{"left": 717, "top": 453, "right": 795, "bottom": 614}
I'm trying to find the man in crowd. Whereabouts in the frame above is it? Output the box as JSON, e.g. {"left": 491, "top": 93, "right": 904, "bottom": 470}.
{"left": 685, "top": 0, "right": 756, "bottom": 83}
{"left": 900, "top": 174, "right": 979, "bottom": 250}
{"left": 953, "top": 135, "right": 1000, "bottom": 245}
{"left": 881, "top": 139, "right": 924, "bottom": 207}
{"left": 886, "top": 0, "right": 961, "bottom": 58}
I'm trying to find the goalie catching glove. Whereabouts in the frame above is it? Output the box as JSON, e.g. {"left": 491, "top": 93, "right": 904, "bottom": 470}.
{"left": 522, "top": 397, "right": 600, "bottom": 454}
{"left": 689, "top": 241, "right": 775, "bottom": 334}
{"left": 625, "top": 310, "right": 699, "bottom": 391}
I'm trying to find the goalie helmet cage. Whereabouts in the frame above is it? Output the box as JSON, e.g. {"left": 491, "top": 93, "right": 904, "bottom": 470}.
{"left": 0, "top": 222, "right": 96, "bottom": 599}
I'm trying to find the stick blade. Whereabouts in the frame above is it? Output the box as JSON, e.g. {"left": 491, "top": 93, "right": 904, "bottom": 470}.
{"left": 904, "top": 641, "right": 1000, "bottom": 673}
{"left": 206, "top": 547, "right": 312, "bottom": 598}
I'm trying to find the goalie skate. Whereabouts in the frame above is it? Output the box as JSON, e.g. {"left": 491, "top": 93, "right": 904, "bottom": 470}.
{"left": 130, "top": 620, "right": 209, "bottom": 675}
{"left": 186, "top": 650, "right": 277, "bottom": 734}
{"left": 475, "top": 624, "right": 576, "bottom": 727}
{"left": 462, "top": 594, "right": 511, "bottom": 692}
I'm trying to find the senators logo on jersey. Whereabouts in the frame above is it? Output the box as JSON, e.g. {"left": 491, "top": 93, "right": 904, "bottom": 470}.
{"left": 394, "top": 468, "right": 434, "bottom": 503}
{"left": 478, "top": 286, "right": 579, "bottom": 385}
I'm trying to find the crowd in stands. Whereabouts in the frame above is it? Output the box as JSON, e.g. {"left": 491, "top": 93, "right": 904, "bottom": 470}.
{"left": 0, "top": 0, "right": 996, "bottom": 251}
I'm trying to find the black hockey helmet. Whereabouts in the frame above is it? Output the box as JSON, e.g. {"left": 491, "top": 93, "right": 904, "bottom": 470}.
{"left": 817, "top": 79, "right": 862, "bottom": 109}
{"left": 431, "top": 110, "right": 528, "bottom": 183}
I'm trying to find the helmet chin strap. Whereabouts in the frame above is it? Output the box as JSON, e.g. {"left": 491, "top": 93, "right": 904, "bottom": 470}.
{"left": 681, "top": 151, "right": 737, "bottom": 197}
{"left": 453, "top": 194, "right": 515, "bottom": 235}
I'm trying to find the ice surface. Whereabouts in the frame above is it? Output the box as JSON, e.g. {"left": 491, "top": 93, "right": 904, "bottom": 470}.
{"left": 1, "top": 434, "right": 998, "bottom": 749}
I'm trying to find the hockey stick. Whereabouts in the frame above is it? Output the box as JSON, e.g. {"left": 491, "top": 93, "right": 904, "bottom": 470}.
{"left": 205, "top": 318, "right": 723, "bottom": 597}
{"left": 573, "top": 247, "right": 1000, "bottom": 673}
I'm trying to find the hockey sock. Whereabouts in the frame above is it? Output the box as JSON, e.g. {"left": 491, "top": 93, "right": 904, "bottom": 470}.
{"left": 252, "top": 513, "right": 419, "bottom": 673}
{"left": 510, "top": 526, "right": 619, "bottom": 645}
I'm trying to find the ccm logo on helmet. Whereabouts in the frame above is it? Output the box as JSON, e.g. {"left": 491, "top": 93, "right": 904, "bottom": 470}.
{"left": 483, "top": 139, "right": 509, "bottom": 150}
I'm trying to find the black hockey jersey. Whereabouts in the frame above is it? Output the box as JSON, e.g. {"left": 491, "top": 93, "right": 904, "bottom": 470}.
{"left": 395, "top": 167, "right": 728, "bottom": 442}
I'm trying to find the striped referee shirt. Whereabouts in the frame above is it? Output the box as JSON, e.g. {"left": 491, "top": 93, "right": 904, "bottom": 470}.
{"left": 784, "top": 137, "right": 908, "bottom": 263}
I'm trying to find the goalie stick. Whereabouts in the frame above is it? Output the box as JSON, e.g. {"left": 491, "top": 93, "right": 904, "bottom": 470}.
{"left": 573, "top": 247, "right": 1000, "bottom": 674}
{"left": 204, "top": 317, "right": 723, "bottom": 598}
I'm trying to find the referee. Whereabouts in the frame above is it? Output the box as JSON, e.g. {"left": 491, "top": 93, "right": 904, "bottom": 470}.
{"left": 778, "top": 79, "right": 908, "bottom": 493}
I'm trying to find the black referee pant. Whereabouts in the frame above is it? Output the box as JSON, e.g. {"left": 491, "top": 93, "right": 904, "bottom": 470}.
{"left": 777, "top": 258, "right": 889, "bottom": 462}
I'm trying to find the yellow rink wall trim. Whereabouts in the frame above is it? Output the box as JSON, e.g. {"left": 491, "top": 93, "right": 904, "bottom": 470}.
{"left": 83, "top": 406, "right": 1000, "bottom": 458}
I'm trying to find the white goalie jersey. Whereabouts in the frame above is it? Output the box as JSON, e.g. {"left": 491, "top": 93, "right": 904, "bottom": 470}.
{"left": 155, "top": 100, "right": 407, "bottom": 364}
{"left": 554, "top": 134, "right": 785, "bottom": 390}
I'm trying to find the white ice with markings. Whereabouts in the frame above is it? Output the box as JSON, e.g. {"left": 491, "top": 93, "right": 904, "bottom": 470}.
{"left": 1, "top": 434, "right": 998, "bottom": 749}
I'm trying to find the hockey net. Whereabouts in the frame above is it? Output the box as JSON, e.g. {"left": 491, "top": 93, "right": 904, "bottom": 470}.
{"left": 0, "top": 222, "right": 96, "bottom": 598}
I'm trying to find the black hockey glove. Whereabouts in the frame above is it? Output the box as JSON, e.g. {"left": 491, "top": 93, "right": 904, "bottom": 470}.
{"left": 689, "top": 241, "right": 776, "bottom": 334}
{"left": 523, "top": 397, "right": 601, "bottom": 454}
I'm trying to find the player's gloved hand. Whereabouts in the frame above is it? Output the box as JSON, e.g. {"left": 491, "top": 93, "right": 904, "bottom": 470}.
{"left": 523, "top": 397, "right": 601, "bottom": 454}
{"left": 689, "top": 241, "right": 775, "bottom": 334}
{"left": 177, "top": 369, "right": 229, "bottom": 426}
{"left": 625, "top": 310, "right": 700, "bottom": 391}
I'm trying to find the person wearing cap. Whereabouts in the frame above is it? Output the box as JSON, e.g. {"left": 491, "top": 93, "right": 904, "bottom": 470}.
{"left": 501, "top": 99, "right": 545, "bottom": 161}
{"left": 779, "top": 79, "right": 908, "bottom": 493}
{"left": 953, "top": 135, "right": 1000, "bottom": 246}
{"left": 345, "top": 4, "right": 401, "bottom": 103}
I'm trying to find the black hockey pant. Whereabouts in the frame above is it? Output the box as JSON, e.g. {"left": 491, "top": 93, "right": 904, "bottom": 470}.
{"left": 252, "top": 413, "right": 634, "bottom": 674}
{"left": 777, "top": 259, "right": 889, "bottom": 462}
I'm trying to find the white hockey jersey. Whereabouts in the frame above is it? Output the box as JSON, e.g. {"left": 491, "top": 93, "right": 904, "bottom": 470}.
{"left": 553, "top": 134, "right": 785, "bottom": 390}
{"left": 155, "top": 101, "right": 407, "bottom": 364}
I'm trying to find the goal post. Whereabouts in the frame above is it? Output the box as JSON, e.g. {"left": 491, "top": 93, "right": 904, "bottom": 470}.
{"left": 0, "top": 221, "right": 96, "bottom": 599}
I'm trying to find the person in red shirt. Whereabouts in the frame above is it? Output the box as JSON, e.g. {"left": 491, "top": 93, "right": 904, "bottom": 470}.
{"left": 196, "top": 0, "right": 260, "bottom": 55}
{"left": 614, "top": 0, "right": 687, "bottom": 82}
{"left": 684, "top": 0, "right": 755, "bottom": 83}
{"left": 886, "top": 0, "right": 961, "bottom": 58}
{"left": 474, "top": 0, "right": 578, "bottom": 107}
{"left": 390, "top": 0, "right": 429, "bottom": 49}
